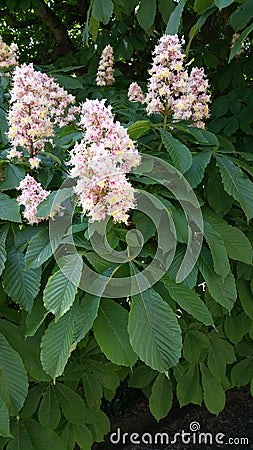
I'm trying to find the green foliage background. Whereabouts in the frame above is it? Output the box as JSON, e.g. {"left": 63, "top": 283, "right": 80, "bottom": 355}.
{"left": 0, "top": 0, "right": 253, "bottom": 448}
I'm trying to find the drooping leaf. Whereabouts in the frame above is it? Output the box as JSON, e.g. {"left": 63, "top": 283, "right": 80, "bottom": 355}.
{"left": 40, "top": 309, "right": 74, "bottom": 378}
{"left": 25, "top": 297, "right": 48, "bottom": 338}
{"left": 160, "top": 129, "right": 192, "bottom": 173}
{"left": 25, "top": 228, "right": 53, "bottom": 269}
{"left": 237, "top": 279, "right": 253, "bottom": 319}
{"left": 92, "top": 0, "right": 113, "bottom": 24}
{"left": 184, "top": 152, "right": 212, "bottom": 188}
{"left": 0, "top": 398, "right": 11, "bottom": 437}
{"left": 127, "top": 120, "right": 151, "bottom": 139}
{"left": 128, "top": 288, "right": 182, "bottom": 372}
{"left": 0, "top": 333, "right": 28, "bottom": 416}
{"left": 216, "top": 156, "right": 253, "bottom": 220}
{"left": 55, "top": 383, "right": 86, "bottom": 424}
{"left": 176, "top": 364, "right": 202, "bottom": 407}
{"left": 94, "top": 298, "right": 137, "bottom": 366}
{"left": 38, "top": 386, "right": 61, "bottom": 430}
{"left": 149, "top": 374, "right": 173, "bottom": 421}
{"left": 166, "top": 0, "right": 185, "bottom": 34}
{"left": 136, "top": 0, "right": 156, "bottom": 32}
{"left": 200, "top": 363, "right": 225, "bottom": 414}
{"left": 203, "top": 210, "right": 253, "bottom": 264}
{"left": 207, "top": 336, "right": 235, "bottom": 379}
{"left": 2, "top": 246, "right": 41, "bottom": 311}
{"left": 128, "top": 365, "right": 157, "bottom": 388}
{"left": 23, "top": 418, "right": 65, "bottom": 450}
{"left": 43, "top": 255, "right": 82, "bottom": 321}
{"left": 198, "top": 248, "right": 237, "bottom": 311}
{"left": 203, "top": 221, "right": 230, "bottom": 278}
{"left": 0, "top": 194, "right": 21, "bottom": 223}
{"left": 0, "top": 163, "right": 25, "bottom": 191}
{"left": 73, "top": 294, "right": 100, "bottom": 343}
{"left": 162, "top": 275, "right": 214, "bottom": 326}
{"left": 0, "top": 225, "right": 9, "bottom": 277}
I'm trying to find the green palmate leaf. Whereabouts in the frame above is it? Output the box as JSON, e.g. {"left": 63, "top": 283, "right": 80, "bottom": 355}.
{"left": 73, "top": 294, "right": 100, "bottom": 343}
{"left": 0, "top": 333, "right": 28, "bottom": 416}
{"left": 166, "top": 0, "right": 185, "bottom": 34}
{"left": 224, "top": 312, "right": 251, "bottom": 344}
{"left": 6, "top": 421, "right": 33, "bottom": 450}
{"left": 186, "top": 127, "right": 219, "bottom": 146}
{"left": 200, "top": 363, "right": 225, "bottom": 414}
{"left": 54, "top": 75, "right": 83, "bottom": 90}
{"left": 74, "top": 424, "right": 93, "bottom": 450}
{"left": 231, "top": 358, "right": 253, "bottom": 387}
{"left": 128, "top": 288, "right": 182, "bottom": 372}
{"left": 0, "top": 225, "right": 9, "bottom": 277}
{"left": 149, "top": 374, "right": 173, "bottom": 421}
{"left": 61, "top": 423, "right": 76, "bottom": 450}
{"left": 25, "top": 297, "right": 48, "bottom": 337}
{"left": 216, "top": 156, "right": 253, "bottom": 220}
{"left": 207, "top": 336, "right": 235, "bottom": 379}
{"left": 92, "top": 0, "right": 113, "bottom": 24}
{"left": 21, "top": 385, "right": 45, "bottom": 419}
{"left": 2, "top": 246, "right": 41, "bottom": 311}
{"left": 160, "top": 129, "right": 192, "bottom": 174}
{"left": 55, "top": 383, "right": 86, "bottom": 424}
{"left": 203, "top": 221, "right": 230, "bottom": 278}
{"left": 128, "top": 365, "right": 157, "bottom": 388}
{"left": 43, "top": 255, "right": 82, "bottom": 321}
{"left": 94, "top": 299, "right": 137, "bottom": 367}
{"left": 162, "top": 275, "right": 214, "bottom": 326}
{"left": 127, "top": 120, "right": 151, "bottom": 139}
{"left": 198, "top": 248, "right": 237, "bottom": 311}
{"left": 183, "top": 329, "right": 209, "bottom": 364}
{"left": 40, "top": 309, "right": 74, "bottom": 378}
{"left": 84, "top": 408, "right": 110, "bottom": 442}
{"left": 215, "top": 0, "right": 234, "bottom": 11}
{"left": 38, "top": 386, "right": 61, "bottom": 430}
{"left": 0, "top": 163, "right": 25, "bottom": 191}
{"left": 0, "top": 319, "right": 49, "bottom": 382}
{"left": 206, "top": 167, "right": 232, "bottom": 216}
{"left": 25, "top": 228, "right": 53, "bottom": 269}
{"left": 184, "top": 152, "right": 212, "bottom": 188}
{"left": 194, "top": 0, "right": 213, "bottom": 14}
{"left": 136, "top": 0, "right": 156, "bottom": 31}
{"left": 176, "top": 364, "right": 202, "bottom": 406}
{"left": 158, "top": 0, "right": 175, "bottom": 24}
{"left": 203, "top": 210, "right": 253, "bottom": 264}
{"left": 237, "top": 279, "right": 253, "bottom": 319}
{"left": 230, "top": 0, "right": 253, "bottom": 32}
{"left": 23, "top": 418, "right": 65, "bottom": 450}
{"left": 0, "top": 398, "right": 11, "bottom": 437}
{"left": 0, "top": 194, "right": 21, "bottom": 223}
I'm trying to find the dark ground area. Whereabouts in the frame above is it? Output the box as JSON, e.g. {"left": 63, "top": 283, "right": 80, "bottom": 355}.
{"left": 93, "top": 385, "right": 253, "bottom": 450}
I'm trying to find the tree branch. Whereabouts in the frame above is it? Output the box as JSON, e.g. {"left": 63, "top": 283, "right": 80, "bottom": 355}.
{"left": 35, "top": 0, "right": 75, "bottom": 59}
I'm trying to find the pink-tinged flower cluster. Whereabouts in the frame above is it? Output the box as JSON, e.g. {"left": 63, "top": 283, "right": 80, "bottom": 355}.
{"left": 6, "top": 149, "right": 22, "bottom": 161}
{"left": 68, "top": 99, "right": 141, "bottom": 224}
{"left": 128, "top": 82, "right": 145, "bottom": 103}
{"left": 142, "top": 35, "right": 210, "bottom": 128}
{"left": 17, "top": 174, "right": 50, "bottom": 225}
{"left": 0, "top": 36, "right": 18, "bottom": 74}
{"left": 7, "top": 63, "right": 79, "bottom": 153}
{"left": 96, "top": 45, "right": 115, "bottom": 86}
{"left": 173, "top": 67, "right": 210, "bottom": 128}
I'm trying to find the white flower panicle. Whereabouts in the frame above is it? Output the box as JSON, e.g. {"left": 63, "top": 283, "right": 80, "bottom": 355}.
{"left": 7, "top": 63, "right": 79, "bottom": 154}
{"left": 96, "top": 44, "right": 115, "bottom": 86}
{"left": 128, "top": 82, "right": 145, "bottom": 103}
{"left": 129, "top": 34, "right": 211, "bottom": 128}
{"left": 0, "top": 35, "right": 18, "bottom": 74}
{"left": 68, "top": 99, "right": 141, "bottom": 224}
{"left": 17, "top": 174, "right": 50, "bottom": 225}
